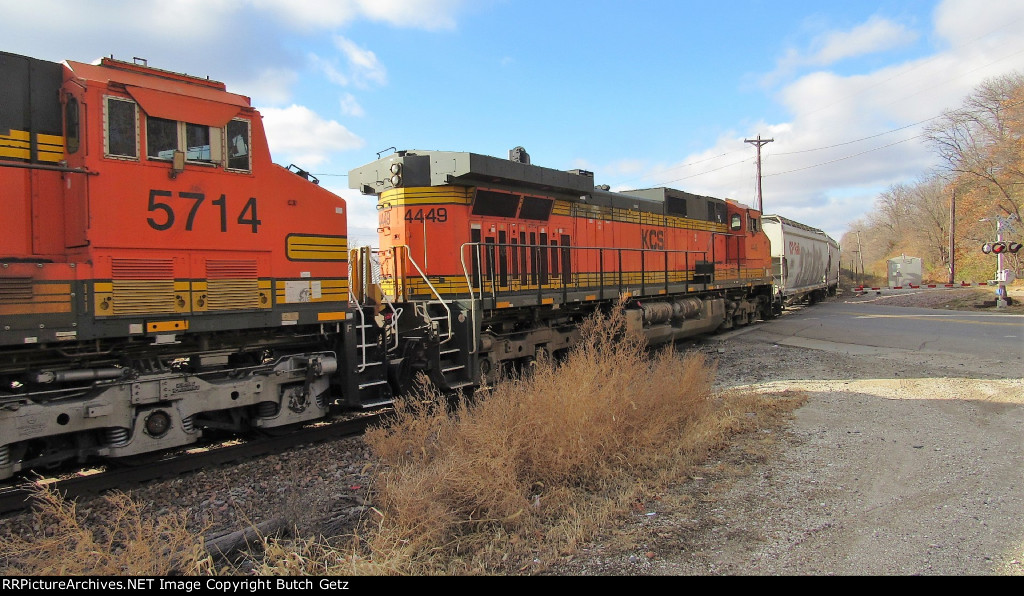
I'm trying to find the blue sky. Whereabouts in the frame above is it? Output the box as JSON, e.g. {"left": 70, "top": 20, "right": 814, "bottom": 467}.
{"left": 4, "top": 0, "right": 1024, "bottom": 247}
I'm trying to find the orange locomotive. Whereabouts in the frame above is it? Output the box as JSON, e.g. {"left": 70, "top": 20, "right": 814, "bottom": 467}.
{"left": 348, "top": 148, "right": 774, "bottom": 390}
{"left": 0, "top": 52, "right": 390, "bottom": 480}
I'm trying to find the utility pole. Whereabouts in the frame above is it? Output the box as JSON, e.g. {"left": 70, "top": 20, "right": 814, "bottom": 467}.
{"left": 948, "top": 189, "right": 956, "bottom": 284}
{"left": 856, "top": 230, "right": 864, "bottom": 284}
{"left": 745, "top": 135, "right": 774, "bottom": 212}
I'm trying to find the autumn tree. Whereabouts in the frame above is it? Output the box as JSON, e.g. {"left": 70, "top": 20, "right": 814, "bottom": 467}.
{"left": 924, "top": 72, "right": 1024, "bottom": 280}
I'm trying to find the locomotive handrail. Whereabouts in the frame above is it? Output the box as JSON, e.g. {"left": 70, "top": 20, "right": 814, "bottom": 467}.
{"left": 459, "top": 241, "right": 713, "bottom": 300}
{"left": 0, "top": 161, "right": 97, "bottom": 174}
{"left": 362, "top": 247, "right": 402, "bottom": 354}
{"left": 389, "top": 245, "right": 454, "bottom": 345}
{"left": 348, "top": 247, "right": 402, "bottom": 374}
{"left": 457, "top": 241, "right": 717, "bottom": 350}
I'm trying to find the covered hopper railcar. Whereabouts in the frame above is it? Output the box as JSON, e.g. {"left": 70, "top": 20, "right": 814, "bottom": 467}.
{"left": 761, "top": 214, "right": 840, "bottom": 308}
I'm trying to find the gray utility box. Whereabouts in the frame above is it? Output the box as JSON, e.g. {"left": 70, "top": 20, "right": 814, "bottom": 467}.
{"left": 887, "top": 255, "right": 922, "bottom": 287}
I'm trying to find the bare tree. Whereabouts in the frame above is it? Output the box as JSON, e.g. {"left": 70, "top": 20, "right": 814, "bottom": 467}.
{"left": 925, "top": 72, "right": 1024, "bottom": 225}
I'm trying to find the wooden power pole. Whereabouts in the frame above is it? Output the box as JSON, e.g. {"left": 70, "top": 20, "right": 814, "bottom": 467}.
{"left": 745, "top": 135, "right": 774, "bottom": 212}
{"left": 948, "top": 189, "right": 956, "bottom": 284}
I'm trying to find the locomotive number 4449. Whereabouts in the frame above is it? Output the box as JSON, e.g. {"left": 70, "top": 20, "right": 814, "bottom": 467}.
{"left": 147, "top": 189, "right": 262, "bottom": 233}
{"left": 404, "top": 207, "right": 448, "bottom": 223}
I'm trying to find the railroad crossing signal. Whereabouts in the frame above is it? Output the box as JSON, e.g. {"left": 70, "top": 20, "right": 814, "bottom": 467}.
{"left": 982, "top": 241, "right": 1021, "bottom": 254}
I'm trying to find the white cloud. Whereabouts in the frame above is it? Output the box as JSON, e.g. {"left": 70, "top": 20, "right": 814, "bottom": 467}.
{"left": 672, "top": 0, "right": 1024, "bottom": 240}
{"left": 340, "top": 93, "right": 366, "bottom": 117}
{"left": 0, "top": 0, "right": 239, "bottom": 43}
{"left": 309, "top": 53, "right": 351, "bottom": 87}
{"left": 259, "top": 105, "right": 365, "bottom": 166}
{"left": 234, "top": 68, "right": 300, "bottom": 106}
{"left": 763, "top": 16, "right": 918, "bottom": 87}
{"left": 0, "top": 0, "right": 462, "bottom": 117}
{"left": 811, "top": 17, "right": 918, "bottom": 65}
{"left": 248, "top": 0, "right": 467, "bottom": 31}
{"left": 333, "top": 187, "right": 382, "bottom": 248}
{"left": 933, "top": 0, "right": 1024, "bottom": 49}
{"left": 333, "top": 36, "right": 388, "bottom": 88}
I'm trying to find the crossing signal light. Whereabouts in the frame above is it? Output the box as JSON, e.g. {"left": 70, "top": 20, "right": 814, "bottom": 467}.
{"left": 983, "top": 241, "right": 1021, "bottom": 254}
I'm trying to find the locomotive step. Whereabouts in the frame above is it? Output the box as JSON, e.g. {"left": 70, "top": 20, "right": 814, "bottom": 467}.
{"left": 441, "top": 365, "right": 465, "bottom": 373}
{"left": 360, "top": 398, "right": 396, "bottom": 409}
{"left": 440, "top": 348, "right": 460, "bottom": 355}
{"left": 358, "top": 379, "right": 389, "bottom": 390}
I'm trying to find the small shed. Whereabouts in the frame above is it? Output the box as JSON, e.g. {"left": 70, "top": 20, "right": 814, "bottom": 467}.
{"left": 887, "top": 255, "right": 922, "bottom": 287}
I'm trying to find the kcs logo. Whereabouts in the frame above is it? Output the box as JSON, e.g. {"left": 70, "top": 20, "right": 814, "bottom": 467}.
{"left": 642, "top": 229, "right": 665, "bottom": 250}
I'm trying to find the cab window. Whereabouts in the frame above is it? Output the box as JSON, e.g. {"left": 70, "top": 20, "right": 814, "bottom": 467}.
{"left": 65, "top": 96, "right": 80, "bottom": 154}
{"left": 185, "top": 123, "right": 212, "bottom": 162}
{"left": 144, "top": 117, "right": 220, "bottom": 164}
{"left": 147, "top": 117, "right": 177, "bottom": 159}
{"left": 226, "top": 119, "right": 251, "bottom": 172}
{"left": 105, "top": 97, "right": 138, "bottom": 159}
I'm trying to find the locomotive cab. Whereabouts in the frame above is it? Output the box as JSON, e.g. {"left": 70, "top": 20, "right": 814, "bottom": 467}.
{"left": 0, "top": 52, "right": 390, "bottom": 481}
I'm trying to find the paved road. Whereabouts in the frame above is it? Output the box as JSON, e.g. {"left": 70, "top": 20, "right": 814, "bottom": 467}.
{"left": 736, "top": 301, "right": 1024, "bottom": 380}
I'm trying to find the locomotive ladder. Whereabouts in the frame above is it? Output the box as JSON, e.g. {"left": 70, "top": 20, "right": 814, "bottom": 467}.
{"left": 403, "top": 257, "right": 472, "bottom": 388}
{"left": 349, "top": 248, "right": 401, "bottom": 383}
{"left": 399, "top": 246, "right": 476, "bottom": 388}
{"left": 382, "top": 245, "right": 472, "bottom": 390}
{"left": 392, "top": 246, "right": 454, "bottom": 345}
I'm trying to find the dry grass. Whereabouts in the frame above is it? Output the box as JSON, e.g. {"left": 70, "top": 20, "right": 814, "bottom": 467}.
{"left": 0, "top": 486, "right": 213, "bottom": 575}
{"left": 0, "top": 303, "right": 806, "bottom": 576}
{"left": 344, "top": 302, "right": 802, "bottom": 574}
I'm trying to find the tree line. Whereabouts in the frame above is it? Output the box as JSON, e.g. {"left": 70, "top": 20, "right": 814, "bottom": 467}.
{"left": 841, "top": 73, "right": 1024, "bottom": 285}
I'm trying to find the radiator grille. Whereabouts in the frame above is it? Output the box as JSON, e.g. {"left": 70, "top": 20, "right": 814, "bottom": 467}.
{"left": 206, "top": 259, "right": 258, "bottom": 279}
{"left": 0, "top": 278, "right": 34, "bottom": 303}
{"left": 111, "top": 258, "right": 174, "bottom": 279}
{"left": 207, "top": 279, "right": 261, "bottom": 310}
{"left": 111, "top": 280, "right": 176, "bottom": 314}
{"left": 206, "top": 259, "right": 260, "bottom": 310}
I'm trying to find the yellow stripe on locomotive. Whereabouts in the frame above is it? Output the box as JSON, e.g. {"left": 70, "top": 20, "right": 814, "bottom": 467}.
{"left": 0, "top": 280, "right": 72, "bottom": 315}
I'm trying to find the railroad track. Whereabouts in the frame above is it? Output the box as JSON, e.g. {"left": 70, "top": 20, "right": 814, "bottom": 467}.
{"left": 0, "top": 411, "right": 385, "bottom": 516}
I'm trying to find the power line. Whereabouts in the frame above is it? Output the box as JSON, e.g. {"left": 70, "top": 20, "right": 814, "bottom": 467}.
{"left": 614, "top": 150, "right": 742, "bottom": 187}
{"left": 650, "top": 94, "right": 1024, "bottom": 186}
{"left": 656, "top": 156, "right": 754, "bottom": 185}
{"left": 771, "top": 115, "right": 939, "bottom": 155}
{"left": 763, "top": 133, "right": 927, "bottom": 178}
